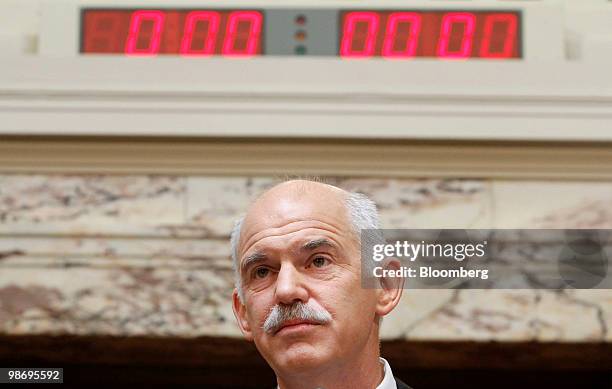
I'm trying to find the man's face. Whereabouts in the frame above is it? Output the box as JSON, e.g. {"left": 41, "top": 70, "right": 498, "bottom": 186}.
{"left": 232, "top": 186, "right": 380, "bottom": 374}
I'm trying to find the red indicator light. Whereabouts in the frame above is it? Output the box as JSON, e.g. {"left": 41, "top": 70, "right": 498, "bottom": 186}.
{"left": 295, "top": 15, "right": 307, "bottom": 26}
{"left": 82, "top": 9, "right": 263, "bottom": 56}
{"left": 339, "top": 10, "right": 520, "bottom": 59}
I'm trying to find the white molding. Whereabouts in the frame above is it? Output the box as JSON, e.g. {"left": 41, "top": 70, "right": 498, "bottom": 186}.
{"left": 1, "top": 137, "right": 611, "bottom": 180}
{"left": 1, "top": 57, "right": 612, "bottom": 141}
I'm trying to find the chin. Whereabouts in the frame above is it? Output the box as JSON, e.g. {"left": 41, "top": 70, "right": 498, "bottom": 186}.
{"left": 274, "top": 343, "right": 333, "bottom": 372}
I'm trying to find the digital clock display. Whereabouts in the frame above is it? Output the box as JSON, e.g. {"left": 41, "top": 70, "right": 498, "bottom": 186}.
{"left": 340, "top": 11, "right": 519, "bottom": 58}
{"left": 81, "top": 8, "right": 521, "bottom": 59}
{"left": 82, "top": 9, "right": 264, "bottom": 56}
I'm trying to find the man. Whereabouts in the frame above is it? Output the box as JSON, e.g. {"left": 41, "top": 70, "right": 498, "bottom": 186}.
{"left": 230, "top": 179, "right": 410, "bottom": 389}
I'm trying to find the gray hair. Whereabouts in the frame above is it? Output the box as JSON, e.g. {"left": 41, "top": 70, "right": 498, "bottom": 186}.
{"left": 230, "top": 190, "right": 380, "bottom": 303}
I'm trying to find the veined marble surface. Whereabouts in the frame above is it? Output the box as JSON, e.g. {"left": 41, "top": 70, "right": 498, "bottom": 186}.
{"left": 0, "top": 175, "right": 611, "bottom": 340}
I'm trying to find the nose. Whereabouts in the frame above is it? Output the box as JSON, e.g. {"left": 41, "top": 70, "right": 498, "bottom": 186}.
{"left": 275, "top": 261, "right": 309, "bottom": 305}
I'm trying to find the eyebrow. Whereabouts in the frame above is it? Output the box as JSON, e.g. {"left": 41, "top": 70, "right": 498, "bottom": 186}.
{"left": 301, "top": 238, "right": 338, "bottom": 252}
{"left": 241, "top": 251, "right": 268, "bottom": 273}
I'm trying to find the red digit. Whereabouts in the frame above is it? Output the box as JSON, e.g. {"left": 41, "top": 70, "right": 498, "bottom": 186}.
{"left": 125, "top": 10, "right": 165, "bottom": 56}
{"left": 180, "top": 11, "right": 220, "bottom": 56}
{"left": 437, "top": 12, "right": 476, "bottom": 59}
{"left": 340, "top": 12, "right": 380, "bottom": 57}
{"left": 480, "top": 14, "right": 518, "bottom": 58}
{"left": 381, "top": 12, "right": 422, "bottom": 58}
{"left": 222, "top": 11, "right": 263, "bottom": 57}
{"left": 83, "top": 11, "right": 124, "bottom": 53}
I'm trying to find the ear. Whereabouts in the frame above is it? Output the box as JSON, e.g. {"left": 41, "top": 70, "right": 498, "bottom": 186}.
{"left": 232, "top": 289, "right": 254, "bottom": 341}
{"left": 375, "top": 258, "right": 404, "bottom": 317}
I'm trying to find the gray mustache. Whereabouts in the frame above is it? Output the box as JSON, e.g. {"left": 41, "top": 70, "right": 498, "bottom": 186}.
{"left": 263, "top": 301, "right": 332, "bottom": 334}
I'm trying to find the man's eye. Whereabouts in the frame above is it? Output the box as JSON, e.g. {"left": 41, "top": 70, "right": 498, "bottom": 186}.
{"left": 254, "top": 267, "right": 270, "bottom": 279}
{"left": 312, "top": 256, "right": 330, "bottom": 268}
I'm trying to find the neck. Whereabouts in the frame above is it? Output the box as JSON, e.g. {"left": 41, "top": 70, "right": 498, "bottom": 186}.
{"left": 275, "top": 330, "right": 383, "bottom": 389}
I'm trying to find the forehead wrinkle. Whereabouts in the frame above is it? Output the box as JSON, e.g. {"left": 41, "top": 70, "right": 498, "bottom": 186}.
{"left": 243, "top": 234, "right": 347, "bottom": 273}
{"left": 240, "top": 233, "right": 348, "bottom": 273}
{"left": 239, "top": 219, "right": 348, "bottom": 260}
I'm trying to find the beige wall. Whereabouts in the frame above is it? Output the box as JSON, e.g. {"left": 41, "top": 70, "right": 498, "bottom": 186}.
{"left": 0, "top": 174, "right": 610, "bottom": 341}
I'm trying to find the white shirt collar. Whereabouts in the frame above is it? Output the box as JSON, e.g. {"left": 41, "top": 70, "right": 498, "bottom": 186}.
{"left": 377, "top": 357, "right": 397, "bottom": 389}
{"left": 276, "top": 357, "right": 396, "bottom": 389}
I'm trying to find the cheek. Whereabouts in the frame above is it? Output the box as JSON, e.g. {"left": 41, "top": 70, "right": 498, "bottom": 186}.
{"left": 332, "top": 283, "right": 378, "bottom": 320}
{"left": 317, "top": 277, "right": 367, "bottom": 318}
{"left": 245, "top": 295, "right": 274, "bottom": 330}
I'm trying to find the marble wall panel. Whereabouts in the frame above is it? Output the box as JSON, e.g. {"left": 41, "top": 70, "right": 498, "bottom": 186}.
{"left": 335, "top": 178, "right": 492, "bottom": 229}
{"left": 569, "top": 289, "right": 612, "bottom": 341}
{"left": 492, "top": 181, "right": 612, "bottom": 228}
{"left": 0, "top": 174, "right": 610, "bottom": 342}
{"left": 381, "top": 180, "right": 612, "bottom": 342}
{"left": 0, "top": 236, "right": 231, "bottom": 262}
{"left": 0, "top": 174, "right": 186, "bottom": 236}
{"left": 0, "top": 265, "right": 239, "bottom": 337}
{"left": 384, "top": 290, "right": 607, "bottom": 342}
{"left": 185, "top": 176, "right": 277, "bottom": 237}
